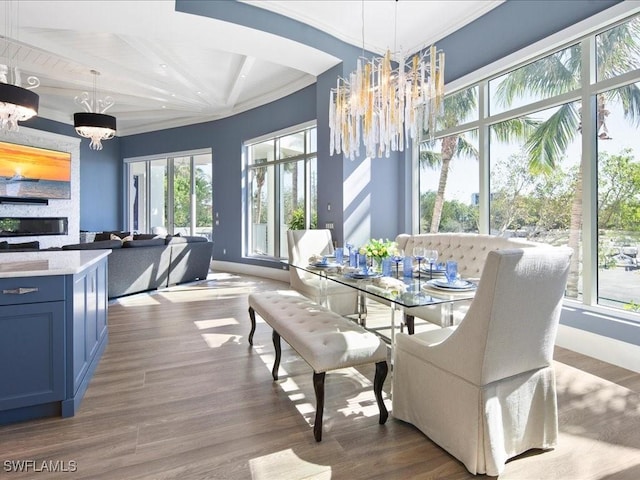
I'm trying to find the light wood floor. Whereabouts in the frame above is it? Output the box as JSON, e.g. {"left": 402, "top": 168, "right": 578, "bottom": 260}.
{"left": 2, "top": 272, "right": 640, "bottom": 479}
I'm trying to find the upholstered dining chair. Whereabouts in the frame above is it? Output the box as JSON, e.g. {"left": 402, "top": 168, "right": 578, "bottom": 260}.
{"left": 287, "top": 229, "right": 359, "bottom": 317}
{"left": 392, "top": 247, "right": 572, "bottom": 476}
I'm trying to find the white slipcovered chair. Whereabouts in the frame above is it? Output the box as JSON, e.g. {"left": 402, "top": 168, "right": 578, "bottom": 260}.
{"left": 287, "top": 229, "right": 359, "bottom": 317}
{"left": 392, "top": 247, "right": 572, "bottom": 476}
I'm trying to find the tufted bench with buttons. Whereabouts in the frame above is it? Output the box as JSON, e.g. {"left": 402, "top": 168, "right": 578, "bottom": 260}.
{"left": 248, "top": 289, "right": 388, "bottom": 441}
{"left": 395, "top": 233, "right": 546, "bottom": 326}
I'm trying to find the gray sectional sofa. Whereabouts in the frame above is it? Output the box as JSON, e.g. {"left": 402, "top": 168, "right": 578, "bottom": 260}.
{"left": 62, "top": 233, "right": 213, "bottom": 298}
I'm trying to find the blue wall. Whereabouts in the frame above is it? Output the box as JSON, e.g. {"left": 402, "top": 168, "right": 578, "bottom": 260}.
{"left": 22, "top": 116, "right": 123, "bottom": 232}
{"left": 120, "top": 85, "right": 317, "bottom": 266}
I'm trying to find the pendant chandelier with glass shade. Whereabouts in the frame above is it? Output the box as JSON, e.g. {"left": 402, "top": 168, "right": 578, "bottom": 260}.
{"left": 74, "top": 69, "right": 116, "bottom": 150}
{"left": 0, "top": 0, "right": 40, "bottom": 132}
{"left": 329, "top": 1, "right": 445, "bottom": 160}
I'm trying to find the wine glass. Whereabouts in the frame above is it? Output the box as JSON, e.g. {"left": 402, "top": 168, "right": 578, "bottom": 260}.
{"left": 412, "top": 246, "right": 426, "bottom": 281}
{"left": 346, "top": 242, "right": 354, "bottom": 266}
{"left": 392, "top": 248, "right": 404, "bottom": 279}
{"left": 425, "top": 249, "right": 439, "bottom": 280}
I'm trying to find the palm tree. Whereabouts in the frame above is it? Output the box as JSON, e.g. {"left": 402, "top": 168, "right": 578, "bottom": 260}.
{"left": 421, "top": 88, "right": 539, "bottom": 232}
{"left": 496, "top": 18, "right": 640, "bottom": 297}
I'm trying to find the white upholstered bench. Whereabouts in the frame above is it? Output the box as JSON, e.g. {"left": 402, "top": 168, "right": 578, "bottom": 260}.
{"left": 248, "top": 290, "right": 389, "bottom": 441}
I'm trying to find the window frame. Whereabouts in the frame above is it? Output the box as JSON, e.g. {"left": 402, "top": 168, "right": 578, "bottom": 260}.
{"left": 416, "top": 7, "right": 640, "bottom": 318}
{"left": 244, "top": 121, "right": 317, "bottom": 261}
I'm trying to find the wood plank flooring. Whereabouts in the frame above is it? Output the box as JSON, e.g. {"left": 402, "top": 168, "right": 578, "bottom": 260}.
{"left": 2, "top": 271, "right": 640, "bottom": 479}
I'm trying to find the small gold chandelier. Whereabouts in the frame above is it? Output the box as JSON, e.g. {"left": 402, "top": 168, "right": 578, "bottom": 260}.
{"left": 329, "top": 45, "right": 445, "bottom": 160}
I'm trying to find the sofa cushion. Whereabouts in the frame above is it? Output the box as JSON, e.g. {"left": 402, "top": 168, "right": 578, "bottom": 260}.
{"left": 133, "top": 233, "right": 160, "bottom": 240}
{"left": 7, "top": 241, "right": 40, "bottom": 250}
{"left": 94, "top": 231, "right": 131, "bottom": 242}
{"left": 63, "top": 239, "right": 123, "bottom": 250}
{"left": 165, "top": 234, "right": 208, "bottom": 245}
{"left": 122, "top": 238, "right": 166, "bottom": 248}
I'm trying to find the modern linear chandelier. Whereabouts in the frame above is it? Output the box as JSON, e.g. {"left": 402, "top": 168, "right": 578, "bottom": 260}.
{"left": 329, "top": 45, "right": 445, "bottom": 161}
{"left": 74, "top": 70, "right": 116, "bottom": 150}
{"left": 0, "top": 0, "right": 40, "bottom": 132}
{"left": 329, "top": 1, "right": 445, "bottom": 160}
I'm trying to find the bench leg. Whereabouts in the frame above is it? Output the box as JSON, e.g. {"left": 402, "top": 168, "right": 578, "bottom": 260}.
{"left": 374, "top": 361, "right": 389, "bottom": 425}
{"left": 313, "top": 371, "right": 326, "bottom": 442}
{"left": 248, "top": 307, "right": 256, "bottom": 345}
{"left": 272, "top": 330, "right": 281, "bottom": 381}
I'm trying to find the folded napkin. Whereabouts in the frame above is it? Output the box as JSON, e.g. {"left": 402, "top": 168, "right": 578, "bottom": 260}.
{"left": 342, "top": 266, "right": 359, "bottom": 274}
{"left": 373, "top": 276, "right": 408, "bottom": 293}
{"left": 308, "top": 254, "right": 324, "bottom": 264}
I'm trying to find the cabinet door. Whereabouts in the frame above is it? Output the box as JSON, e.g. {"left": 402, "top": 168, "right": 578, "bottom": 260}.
{"left": 0, "top": 302, "right": 65, "bottom": 410}
{"left": 71, "top": 260, "right": 108, "bottom": 396}
{"left": 96, "top": 259, "right": 108, "bottom": 343}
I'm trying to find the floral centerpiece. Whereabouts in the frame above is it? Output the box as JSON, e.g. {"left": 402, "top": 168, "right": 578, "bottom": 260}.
{"left": 359, "top": 238, "right": 396, "bottom": 270}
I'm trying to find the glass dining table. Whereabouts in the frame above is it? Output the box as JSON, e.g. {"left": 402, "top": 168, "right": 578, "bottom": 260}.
{"left": 287, "top": 259, "right": 477, "bottom": 346}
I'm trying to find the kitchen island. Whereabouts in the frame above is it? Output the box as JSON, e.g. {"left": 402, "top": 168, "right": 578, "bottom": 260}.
{"left": 0, "top": 250, "right": 110, "bottom": 424}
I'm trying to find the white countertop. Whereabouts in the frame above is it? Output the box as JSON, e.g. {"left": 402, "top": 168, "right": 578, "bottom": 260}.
{"left": 0, "top": 250, "right": 111, "bottom": 278}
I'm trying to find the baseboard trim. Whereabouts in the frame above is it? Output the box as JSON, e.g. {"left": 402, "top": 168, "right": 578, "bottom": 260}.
{"left": 556, "top": 324, "right": 640, "bottom": 373}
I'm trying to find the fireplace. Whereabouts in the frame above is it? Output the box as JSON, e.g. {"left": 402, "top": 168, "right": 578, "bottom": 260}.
{"left": 0, "top": 217, "right": 68, "bottom": 237}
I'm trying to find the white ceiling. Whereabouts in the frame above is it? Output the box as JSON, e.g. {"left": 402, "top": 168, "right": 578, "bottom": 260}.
{"left": 1, "top": 0, "right": 503, "bottom": 136}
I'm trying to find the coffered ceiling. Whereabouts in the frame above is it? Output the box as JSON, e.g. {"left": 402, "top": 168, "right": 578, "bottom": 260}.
{"left": 1, "top": 0, "right": 503, "bottom": 136}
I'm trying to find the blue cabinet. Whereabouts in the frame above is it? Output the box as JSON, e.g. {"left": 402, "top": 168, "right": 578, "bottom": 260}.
{"left": 62, "top": 259, "right": 108, "bottom": 417}
{"left": 0, "top": 254, "right": 109, "bottom": 424}
{"left": 0, "top": 301, "right": 66, "bottom": 412}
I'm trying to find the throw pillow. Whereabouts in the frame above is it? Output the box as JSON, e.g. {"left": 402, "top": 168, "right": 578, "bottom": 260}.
{"left": 110, "top": 233, "right": 133, "bottom": 242}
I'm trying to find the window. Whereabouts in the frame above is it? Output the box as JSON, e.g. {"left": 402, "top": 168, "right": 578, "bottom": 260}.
{"left": 418, "top": 130, "right": 479, "bottom": 233}
{"left": 246, "top": 124, "right": 317, "bottom": 259}
{"left": 125, "top": 150, "right": 212, "bottom": 240}
{"left": 419, "top": 13, "right": 640, "bottom": 314}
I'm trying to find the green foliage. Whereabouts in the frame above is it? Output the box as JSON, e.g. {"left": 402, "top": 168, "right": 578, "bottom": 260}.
{"left": 172, "top": 164, "right": 213, "bottom": 228}
{"left": 420, "top": 191, "right": 478, "bottom": 233}
{"left": 287, "top": 207, "right": 317, "bottom": 230}
{"left": 598, "top": 149, "right": 640, "bottom": 231}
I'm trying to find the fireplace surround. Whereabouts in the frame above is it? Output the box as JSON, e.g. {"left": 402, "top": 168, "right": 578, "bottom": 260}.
{"left": 0, "top": 217, "right": 68, "bottom": 237}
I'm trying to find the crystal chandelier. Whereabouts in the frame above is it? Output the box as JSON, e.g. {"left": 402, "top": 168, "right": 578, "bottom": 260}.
{"left": 74, "top": 70, "right": 116, "bottom": 150}
{"left": 328, "top": 1, "right": 445, "bottom": 160}
{"left": 329, "top": 45, "right": 445, "bottom": 161}
{"left": 0, "top": 1, "right": 40, "bottom": 132}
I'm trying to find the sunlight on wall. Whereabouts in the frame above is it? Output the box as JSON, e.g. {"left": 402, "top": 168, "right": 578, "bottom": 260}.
{"left": 249, "top": 448, "right": 331, "bottom": 480}
{"left": 344, "top": 157, "right": 371, "bottom": 245}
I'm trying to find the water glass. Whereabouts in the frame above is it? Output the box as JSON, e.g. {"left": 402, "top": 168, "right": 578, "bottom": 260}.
{"left": 445, "top": 260, "right": 458, "bottom": 284}
{"left": 349, "top": 248, "right": 357, "bottom": 267}
{"left": 335, "top": 247, "right": 344, "bottom": 264}
{"left": 403, "top": 255, "right": 413, "bottom": 278}
{"left": 382, "top": 258, "right": 392, "bottom": 277}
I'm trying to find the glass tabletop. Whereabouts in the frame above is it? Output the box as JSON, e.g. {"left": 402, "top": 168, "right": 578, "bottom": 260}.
{"left": 287, "top": 261, "right": 476, "bottom": 309}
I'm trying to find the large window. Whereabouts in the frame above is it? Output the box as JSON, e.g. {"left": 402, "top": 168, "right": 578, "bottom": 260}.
{"left": 246, "top": 124, "right": 317, "bottom": 259}
{"left": 419, "top": 13, "right": 640, "bottom": 315}
{"left": 125, "top": 150, "right": 212, "bottom": 240}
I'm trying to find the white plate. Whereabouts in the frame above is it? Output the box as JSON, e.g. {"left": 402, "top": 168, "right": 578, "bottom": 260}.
{"left": 344, "top": 272, "right": 382, "bottom": 280}
{"left": 423, "top": 279, "right": 477, "bottom": 292}
{"left": 311, "top": 262, "right": 340, "bottom": 268}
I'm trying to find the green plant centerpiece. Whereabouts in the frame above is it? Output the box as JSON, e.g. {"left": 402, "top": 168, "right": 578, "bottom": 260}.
{"left": 359, "top": 238, "right": 396, "bottom": 271}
